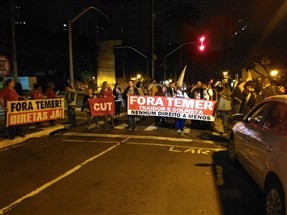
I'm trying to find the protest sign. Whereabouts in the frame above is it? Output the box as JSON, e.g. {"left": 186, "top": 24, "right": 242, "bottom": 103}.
{"left": 89, "top": 97, "right": 115, "bottom": 116}
{"left": 6, "top": 98, "right": 65, "bottom": 126}
{"left": 128, "top": 95, "right": 216, "bottom": 121}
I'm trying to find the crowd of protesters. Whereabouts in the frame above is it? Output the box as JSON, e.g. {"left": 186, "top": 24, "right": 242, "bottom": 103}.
{"left": 0, "top": 79, "right": 57, "bottom": 139}
{"left": 1, "top": 76, "right": 286, "bottom": 139}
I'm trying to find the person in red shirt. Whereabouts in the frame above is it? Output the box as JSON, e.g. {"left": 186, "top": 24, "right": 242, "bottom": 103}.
{"left": 99, "top": 81, "right": 114, "bottom": 128}
{"left": 46, "top": 81, "right": 56, "bottom": 99}
{"left": 46, "top": 81, "right": 57, "bottom": 125}
{"left": 30, "top": 83, "right": 44, "bottom": 100}
{"left": 0, "top": 79, "right": 25, "bottom": 139}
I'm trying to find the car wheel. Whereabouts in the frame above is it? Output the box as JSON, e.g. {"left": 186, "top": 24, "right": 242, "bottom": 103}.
{"left": 227, "top": 136, "right": 237, "bottom": 165}
{"left": 266, "top": 180, "right": 285, "bottom": 215}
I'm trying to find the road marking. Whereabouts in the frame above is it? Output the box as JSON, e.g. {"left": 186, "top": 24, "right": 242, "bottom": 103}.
{"left": 114, "top": 122, "right": 127, "bottom": 130}
{"left": 0, "top": 144, "right": 119, "bottom": 215}
{"left": 62, "top": 139, "right": 225, "bottom": 154}
{"left": 63, "top": 132, "right": 215, "bottom": 144}
{"left": 144, "top": 123, "right": 157, "bottom": 131}
{"left": 125, "top": 141, "right": 224, "bottom": 150}
{"left": 169, "top": 146, "right": 223, "bottom": 155}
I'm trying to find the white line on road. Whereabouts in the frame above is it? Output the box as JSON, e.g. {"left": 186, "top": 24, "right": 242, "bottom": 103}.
{"left": 114, "top": 122, "right": 127, "bottom": 130}
{"left": 125, "top": 141, "right": 224, "bottom": 150}
{"left": 144, "top": 123, "right": 157, "bottom": 131}
{"left": 63, "top": 132, "right": 215, "bottom": 144}
{"left": 0, "top": 143, "right": 119, "bottom": 215}
{"left": 62, "top": 136, "right": 221, "bottom": 150}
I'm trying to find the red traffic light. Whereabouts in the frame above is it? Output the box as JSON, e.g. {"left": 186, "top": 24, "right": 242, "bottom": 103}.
{"left": 198, "top": 36, "right": 206, "bottom": 52}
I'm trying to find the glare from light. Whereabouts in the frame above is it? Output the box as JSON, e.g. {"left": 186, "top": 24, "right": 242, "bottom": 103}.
{"left": 270, "top": 70, "right": 279, "bottom": 77}
{"left": 137, "top": 74, "right": 141, "bottom": 79}
{"left": 199, "top": 36, "right": 205, "bottom": 42}
{"left": 223, "top": 71, "right": 229, "bottom": 76}
{"left": 199, "top": 45, "right": 205, "bottom": 51}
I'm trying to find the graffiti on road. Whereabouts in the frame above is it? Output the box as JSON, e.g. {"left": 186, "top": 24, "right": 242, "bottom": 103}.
{"left": 169, "top": 146, "right": 224, "bottom": 155}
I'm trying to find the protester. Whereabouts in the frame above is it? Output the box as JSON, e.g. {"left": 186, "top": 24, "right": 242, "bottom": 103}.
{"left": 175, "top": 86, "right": 189, "bottom": 133}
{"left": 190, "top": 81, "right": 203, "bottom": 99}
{"left": 136, "top": 81, "right": 145, "bottom": 96}
{"left": 202, "top": 82, "right": 214, "bottom": 101}
{"left": 0, "top": 79, "right": 25, "bottom": 139}
{"left": 240, "top": 81, "right": 257, "bottom": 115}
{"left": 136, "top": 81, "right": 146, "bottom": 120}
{"left": 65, "top": 84, "right": 77, "bottom": 128}
{"left": 231, "top": 82, "right": 245, "bottom": 114}
{"left": 14, "top": 82, "right": 24, "bottom": 98}
{"left": 167, "top": 80, "right": 176, "bottom": 97}
{"left": 82, "top": 88, "right": 99, "bottom": 130}
{"left": 202, "top": 82, "right": 214, "bottom": 130}
{"left": 261, "top": 77, "right": 279, "bottom": 99}
{"left": 190, "top": 81, "right": 203, "bottom": 129}
{"left": 46, "top": 81, "right": 57, "bottom": 125}
{"left": 217, "top": 85, "right": 232, "bottom": 135}
{"left": 123, "top": 80, "right": 139, "bottom": 130}
{"left": 148, "top": 78, "right": 158, "bottom": 96}
{"left": 113, "top": 83, "right": 123, "bottom": 118}
{"left": 30, "top": 83, "right": 44, "bottom": 100}
{"left": 154, "top": 85, "right": 171, "bottom": 126}
{"left": 30, "top": 83, "right": 44, "bottom": 127}
{"left": 100, "top": 81, "right": 114, "bottom": 128}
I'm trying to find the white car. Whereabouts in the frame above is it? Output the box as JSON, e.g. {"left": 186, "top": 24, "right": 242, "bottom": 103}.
{"left": 228, "top": 95, "right": 287, "bottom": 215}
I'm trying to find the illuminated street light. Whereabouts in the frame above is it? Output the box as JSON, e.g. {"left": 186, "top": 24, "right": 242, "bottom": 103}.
{"left": 137, "top": 74, "right": 142, "bottom": 80}
{"left": 270, "top": 70, "right": 279, "bottom": 77}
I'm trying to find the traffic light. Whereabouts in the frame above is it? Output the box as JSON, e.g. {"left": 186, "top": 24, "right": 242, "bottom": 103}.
{"left": 198, "top": 36, "right": 205, "bottom": 52}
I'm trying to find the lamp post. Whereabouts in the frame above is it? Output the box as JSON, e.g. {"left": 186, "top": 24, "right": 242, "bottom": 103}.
{"left": 68, "top": 7, "right": 108, "bottom": 86}
{"left": 10, "top": 0, "right": 18, "bottom": 82}
{"left": 163, "top": 41, "right": 200, "bottom": 80}
{"left": 113, "top": 46, "right": 149, "bottom": 79}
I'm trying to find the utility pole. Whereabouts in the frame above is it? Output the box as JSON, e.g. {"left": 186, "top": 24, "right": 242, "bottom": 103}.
{"left": 68, "top": 7, "right": 108, "bottom": 86}
{"left": 10, "top": 0, "right": 18, "bottom": 82}
{"left": 151, "top": 0, "right": 155, "bottom": 78}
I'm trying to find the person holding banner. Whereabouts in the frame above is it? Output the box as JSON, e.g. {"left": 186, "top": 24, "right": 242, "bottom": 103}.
{"left": 100, "top": 81, "right": 115, "bottom": 128}
{"left": 175, "top": 86, "right": 189, "bottom": 133}
{"left": 83, "top": 88, "right": 99, "bottom": 130}
{"left": 123, "top": 80, "right": 139, "bottom": 130}
{"left": 113, "top": 83, "right": 123, "bottom": 118}
{"left": 46, "top": 81, "right": 57, "bottom": 125}
{"left": 65, "top": 84, "right": 77, "bottom": 128}
{"left": 30, "top": 83, "right": 44, "bottom": 100}
{"left": 0, "top": 79, "right": 25, "bottom": 139}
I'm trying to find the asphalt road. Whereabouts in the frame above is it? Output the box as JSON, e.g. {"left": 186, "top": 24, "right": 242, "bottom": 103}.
{"left": 0, "top": 116, "right": 265, "bottom": 215}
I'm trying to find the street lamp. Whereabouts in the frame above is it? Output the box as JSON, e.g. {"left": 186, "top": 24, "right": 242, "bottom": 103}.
{"left": 113, "top": 46, "right": 149, "bottom": 79}
{"left": 163, "top": 41, "right": 199, "bottom": 80}
{"left": 68, "top": 7, "right": 108, "bottom": 86}
{"left": 270, "top": 70, "right": 279, "bottom": 77}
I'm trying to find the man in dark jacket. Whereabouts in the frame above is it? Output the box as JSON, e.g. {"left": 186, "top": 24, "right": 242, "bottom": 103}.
{"left": 123, "top": 80, "right": 139, "bottom": 130}
{"left": 262, "top": 77, "right": 278, "bottom": 99}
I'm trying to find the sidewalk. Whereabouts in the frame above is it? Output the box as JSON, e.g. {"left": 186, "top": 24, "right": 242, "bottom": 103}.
{"left": 0, "top": 108, "right": 86, "bottom": 150}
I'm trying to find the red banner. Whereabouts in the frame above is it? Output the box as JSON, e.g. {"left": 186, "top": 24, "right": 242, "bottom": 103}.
{"left": 88, "top": 97, "right": 115, "bottom": 116}
{"left": 128, "top": 95, "right": 216, "bottom": 121}
{"left": 6, "top": 98, "right": 65, "bottom": 126}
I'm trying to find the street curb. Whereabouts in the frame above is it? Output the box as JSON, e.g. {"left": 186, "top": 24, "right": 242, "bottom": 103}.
{"left": 0, "top": 125, "right": 65, "bottom": 150}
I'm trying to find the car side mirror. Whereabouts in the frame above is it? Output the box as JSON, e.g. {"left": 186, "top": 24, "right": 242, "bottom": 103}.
{"left": 232, "top": 114, "right": 244, "bottom": 122}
